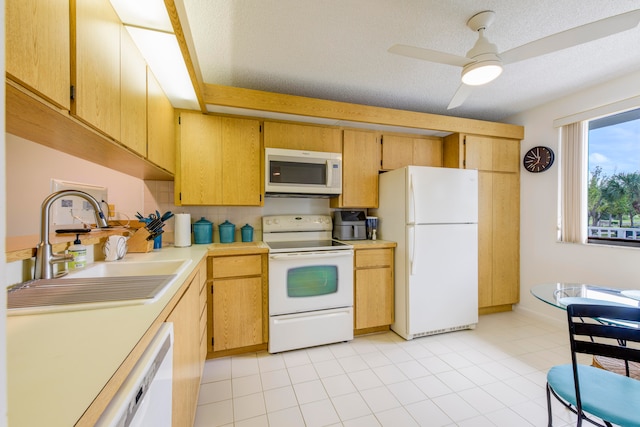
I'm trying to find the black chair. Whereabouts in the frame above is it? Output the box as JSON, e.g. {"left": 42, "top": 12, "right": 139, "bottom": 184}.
{"left": 546, "top": 303, "right": 640, "bottom": 427}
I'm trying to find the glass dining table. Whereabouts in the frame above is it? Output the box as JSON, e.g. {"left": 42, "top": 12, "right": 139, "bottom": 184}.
{"left": 531, "top": 283, "right": 640, "bottom": 310}
{"left": 531, "top": 283, "right": 640, "bottom": 379}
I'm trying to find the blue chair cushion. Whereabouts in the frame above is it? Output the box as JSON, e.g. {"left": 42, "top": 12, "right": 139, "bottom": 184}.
{"left": 548, "top": 364, "right": 640, "bottom": 427}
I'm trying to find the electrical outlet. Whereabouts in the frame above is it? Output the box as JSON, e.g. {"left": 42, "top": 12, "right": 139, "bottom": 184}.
{"left": 51, "top": 179, "right": 108, "bottom": 228}
{"left": 108, "top": 204, "right": 115, "bottom": 218}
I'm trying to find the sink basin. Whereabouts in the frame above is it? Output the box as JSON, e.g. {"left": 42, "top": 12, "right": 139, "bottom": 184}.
{"left": 7, "top": 259, "right": 192, "bottom": 316}
{"left": 67, "top": 259, "right": 191, "bottom": 278}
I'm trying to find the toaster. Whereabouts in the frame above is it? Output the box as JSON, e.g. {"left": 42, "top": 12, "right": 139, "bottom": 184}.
{"left": 333, "top": 210, "right": 367, "bottom": 240}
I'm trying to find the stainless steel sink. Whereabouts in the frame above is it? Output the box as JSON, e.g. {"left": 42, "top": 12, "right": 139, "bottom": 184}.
{"left": 7, "top": 259, "right": 192, "bottom": 316}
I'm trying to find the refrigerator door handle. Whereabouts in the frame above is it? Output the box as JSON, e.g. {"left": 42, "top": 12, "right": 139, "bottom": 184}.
{"left": 408, "top": 225, "right": 416, "bottom": 275}
{"left": 409, "top": 172, "right": 415, "bottom": 224}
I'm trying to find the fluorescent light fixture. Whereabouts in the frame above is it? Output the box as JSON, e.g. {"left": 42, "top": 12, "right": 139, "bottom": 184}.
{"left": 110, "top": 0, "right": 199, "bottom": 110}
{"left": 461, "top": 60, "right": 503, "bottom": 86}
{"left": 109, "top": 0, "right": 172, "bottom": 32}
{"left": 125, "top": 26, "right": 199, "bottom": 110}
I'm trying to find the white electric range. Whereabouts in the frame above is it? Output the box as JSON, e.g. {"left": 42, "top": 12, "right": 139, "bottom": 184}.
{"left": 262, "top": 215, "right": 354, "bottom": 353}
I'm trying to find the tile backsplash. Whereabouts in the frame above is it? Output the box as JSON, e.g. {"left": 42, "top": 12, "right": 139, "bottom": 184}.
{"left": 143, "top": 181, "right": 333, "bottom": 243}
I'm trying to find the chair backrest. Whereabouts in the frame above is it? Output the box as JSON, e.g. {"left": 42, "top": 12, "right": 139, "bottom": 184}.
{"left": 567, "top": 303, "right": 640, "bottom": 377}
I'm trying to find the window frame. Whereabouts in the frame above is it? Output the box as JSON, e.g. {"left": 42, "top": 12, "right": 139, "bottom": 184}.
{"left": 584, "top": 107, "right": 640, "bottom": 248}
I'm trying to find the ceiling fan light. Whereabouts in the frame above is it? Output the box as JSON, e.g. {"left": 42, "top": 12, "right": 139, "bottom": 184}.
{"left": 461, "top": 60, "right": 503, "bottom": 86}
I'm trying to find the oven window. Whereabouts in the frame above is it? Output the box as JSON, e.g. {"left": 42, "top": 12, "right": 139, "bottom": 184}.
{"left": 287, "top": 265, "right": 338, "bottom": 297}
{"left": 270, "top": 161, "right": 326, "bottom": 185}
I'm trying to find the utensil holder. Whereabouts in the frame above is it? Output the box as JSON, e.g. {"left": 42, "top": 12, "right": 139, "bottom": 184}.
{"left": 127, "top": 228, "right": 154, "bottom": 253}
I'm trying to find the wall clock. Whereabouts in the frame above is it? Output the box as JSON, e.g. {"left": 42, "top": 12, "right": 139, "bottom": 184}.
{"left": 523, "top": 146, "right": 555, "bottom": 173}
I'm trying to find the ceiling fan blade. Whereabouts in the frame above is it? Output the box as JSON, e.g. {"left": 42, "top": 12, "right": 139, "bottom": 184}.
{"left": 388, "top": 44, "right": 471, "bottom": 67}
{"left": 501, "top": 9, "right": 640, "bottom": 64}
{"left": 447, "top": 84, "right": 474, "bottom": 109}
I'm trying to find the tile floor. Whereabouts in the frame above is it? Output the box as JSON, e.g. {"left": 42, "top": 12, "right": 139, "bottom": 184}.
{"left": 193, "top": 310, "right": 600, "bottom": 427}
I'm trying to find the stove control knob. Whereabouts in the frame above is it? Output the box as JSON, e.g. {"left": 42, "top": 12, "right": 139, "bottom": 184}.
{"left": 273, "top": 219, "right": 280, "bottom": 225}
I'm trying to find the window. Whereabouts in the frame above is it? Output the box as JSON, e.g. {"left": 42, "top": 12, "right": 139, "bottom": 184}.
{"left": 587, "top": 107, "right": 640, "bottom": 246}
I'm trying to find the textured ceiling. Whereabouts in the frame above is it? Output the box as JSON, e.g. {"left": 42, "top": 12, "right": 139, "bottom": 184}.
{"left": 181, "top": 0, "right": 640, "bottom": 123}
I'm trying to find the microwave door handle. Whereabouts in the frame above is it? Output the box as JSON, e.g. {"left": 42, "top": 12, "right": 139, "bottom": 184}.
{"left": 326, "top": 160, "right": 333, "bottom": 187}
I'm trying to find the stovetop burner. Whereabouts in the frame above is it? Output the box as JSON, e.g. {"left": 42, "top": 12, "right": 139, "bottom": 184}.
{"left": 262, "top": 215, "right": 353, "bottom": 253}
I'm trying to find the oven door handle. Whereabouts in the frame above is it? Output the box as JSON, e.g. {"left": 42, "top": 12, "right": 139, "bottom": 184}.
{"left": 269, "top": 250, "right": 353, "bottom": 260}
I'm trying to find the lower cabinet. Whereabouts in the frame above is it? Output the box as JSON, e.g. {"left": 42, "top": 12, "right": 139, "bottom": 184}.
{"left": 354, "top": 247, "right": 394, "bottom": 332}
{"left": 166, "top": 259, "right": 206, "bottom": 427}
{"left": 208, "top": 253, "right": 268, "bottom": 356}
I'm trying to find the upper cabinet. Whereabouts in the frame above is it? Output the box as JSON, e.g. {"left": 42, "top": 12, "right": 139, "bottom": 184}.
{"left": 331, "top": 129, "right": 380, "bottom": 208}
{"left": 147, "top": 69, "right": 176, "bottom": 174}
{"left": 381, "top": 134, "right": 443, "bottom": 170}
{"left": 73, "top": 0, "right": 122, "bottom": 140}
{"left": 263, "top": 121, "right": 342, "bottom": 153}
{"left": 120, "top": 27, "right": 147, "bottom": 157}
{"left": 176, "top": 111, "right": 262, "bottom": 206}
{"left": 5, "top": 0, "right": 175, "bottom": 180}
{"left": 6, "top": 0, "right": 71, "bottom": 110}
{"left": 444, "top": 134, "right": 519, "bottom": 173}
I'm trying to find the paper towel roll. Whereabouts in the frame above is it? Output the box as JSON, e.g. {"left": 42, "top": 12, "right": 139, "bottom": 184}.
{"left": 174, "top": 213, "right": 192, "bottom": 247}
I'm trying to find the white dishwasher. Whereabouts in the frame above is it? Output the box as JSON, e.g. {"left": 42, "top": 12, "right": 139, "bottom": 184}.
{"left": 95, "top": 323, "right": 173, "bottom": 427}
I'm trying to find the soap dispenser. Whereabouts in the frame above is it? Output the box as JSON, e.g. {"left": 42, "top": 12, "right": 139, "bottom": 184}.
{"left": 68, "top": 234, "right": 87, "bottom": 270}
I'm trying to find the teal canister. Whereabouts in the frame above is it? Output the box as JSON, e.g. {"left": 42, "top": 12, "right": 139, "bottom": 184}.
{"left": 193, "top": 217, "right": 213, "bottom": 244}
{"left": 219, "top": 220, "right": 235, "bottom": 243}
{"left": 241, "top": 224, "right": 254, "bottom": 242}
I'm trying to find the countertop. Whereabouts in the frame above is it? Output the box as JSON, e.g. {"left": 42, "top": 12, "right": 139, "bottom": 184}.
{"left": 7, "top": 245, "right": 209, "bottom": 427}
{"left": 6, "top": 239, "right": 392, "bottom": 426}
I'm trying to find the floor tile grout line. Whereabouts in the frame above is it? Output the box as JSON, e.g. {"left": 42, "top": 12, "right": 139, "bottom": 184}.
{"left": 194, "top": 311, "right": 590, "bottom": 427}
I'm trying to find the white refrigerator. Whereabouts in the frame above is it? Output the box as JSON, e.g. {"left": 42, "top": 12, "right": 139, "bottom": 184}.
{"left": 376, "top": 166, "right": 478, "bottom": 340}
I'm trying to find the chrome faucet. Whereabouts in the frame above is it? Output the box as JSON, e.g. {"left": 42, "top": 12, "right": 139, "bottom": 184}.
{"left": 34, "top": 190, "right": 109, "bottom": 280}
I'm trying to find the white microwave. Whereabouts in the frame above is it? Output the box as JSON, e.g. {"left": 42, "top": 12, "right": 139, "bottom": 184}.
{"left": 265, "top": 148, "right": 342, "bottom": 196}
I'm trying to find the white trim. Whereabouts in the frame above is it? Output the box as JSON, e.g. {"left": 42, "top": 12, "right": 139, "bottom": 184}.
{"left": 553, "top": 95, "right": 640, "bottom": 128}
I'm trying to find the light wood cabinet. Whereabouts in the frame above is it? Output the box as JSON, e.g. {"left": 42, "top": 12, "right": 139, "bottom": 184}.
{"left": 444, "top": 133, "right": 520, "bottom": 313}
{"left": 177, "top": 111, "right": 262, "bottom": 206}
{"left": 147, "top": 69, "right": 176, "bottom": 173}
{"left": 199, "top": 267, "right": 208, "bottom": 367}
{"left": 444, "top": 134, "right": 519, "bottom": 173}
{"left": 208, "top": 254, "right": 268, "bottom": 355}
{"left": 264, "top": 121, "right": 342, "bottom": 153}
{"left": 381, "top": 134, "right": 443, "bottom": 170}
{"left": 6, "top": 0, "right": 71, "bottom": 110}
{"left": 5, "top": 0, "right": 174, "bottom": 181}
{"left": 354, "top": 248, "right": 394, "bottom": 331}
{"left": 73, "top": 0, "right": 121, "bottom": 140}
{"left": 331, "top": 129, "right": 380, "bottom": 208}
{"left": 120, "top": 27, "right": 147, "bottom": 157}
{"left": 166, "top": 262, "right": 205, "bottom": 427}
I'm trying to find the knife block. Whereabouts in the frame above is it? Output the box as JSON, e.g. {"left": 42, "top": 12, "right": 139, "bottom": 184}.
{"left": 127, "top": 227, "right": 154, "bottom": 253}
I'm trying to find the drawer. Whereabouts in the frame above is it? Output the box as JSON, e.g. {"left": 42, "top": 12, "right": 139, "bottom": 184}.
{"left": 355, "top": 248, "right": 392, "bottom": 268}
{"left": 212, "top": 254, "right": 262, "bottom": 279}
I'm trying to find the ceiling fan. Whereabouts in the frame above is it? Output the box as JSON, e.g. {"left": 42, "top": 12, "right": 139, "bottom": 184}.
{"left": 389, "top": 9, "right": 640, "bottom": 109}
